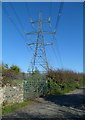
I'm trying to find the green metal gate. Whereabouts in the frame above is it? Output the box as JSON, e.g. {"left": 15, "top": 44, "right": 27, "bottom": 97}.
{"left": 23, "top": 74, "right": 48, "bottom": 100}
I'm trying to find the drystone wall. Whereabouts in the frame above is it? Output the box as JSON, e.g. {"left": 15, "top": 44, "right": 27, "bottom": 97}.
{"left": 0, "top": 84, "right": 24, "bottom": 105}
{"left": 0, "top": 75, "right": 3, "bottom": 106}
{"left": 0, "top": 87, "right": 3, "bottom": 106}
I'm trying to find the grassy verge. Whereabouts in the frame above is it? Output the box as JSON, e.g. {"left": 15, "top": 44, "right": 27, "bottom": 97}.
{"left": 47, "top": 85, "right": 84, "bottom": 96}
{"left": 57, "top": 86, "right": 83, "bottom": 95}
{"left": 2, "top": 101, "right": 33, "bottom": 115}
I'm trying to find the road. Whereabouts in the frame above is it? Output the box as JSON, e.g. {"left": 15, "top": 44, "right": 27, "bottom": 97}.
{"left": 3, "top": 87, "right": 85, "bottom": 119}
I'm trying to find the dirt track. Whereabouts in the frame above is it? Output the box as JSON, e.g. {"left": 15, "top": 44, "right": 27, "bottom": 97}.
{"left": 3, "top": 87, "right": 85, "bottom": 119}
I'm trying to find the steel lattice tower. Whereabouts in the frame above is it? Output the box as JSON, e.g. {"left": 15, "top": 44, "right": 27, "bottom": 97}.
{"left": 26, "top": 12, "right": 55, "bottom": 73}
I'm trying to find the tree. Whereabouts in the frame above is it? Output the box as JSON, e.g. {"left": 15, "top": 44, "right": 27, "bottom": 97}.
{"left": 2, "top": 63, "right": 9, "bottom": 70}
{"left": 10, "top": 65, "right": 20, "bottom": 73}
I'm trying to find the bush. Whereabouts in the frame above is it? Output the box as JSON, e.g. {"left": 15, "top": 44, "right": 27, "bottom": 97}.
{"left": 2, "top": 69, "right": 23, "bottom": 86}
{"left": 10, "top": 65, "right": 21, "bottom": 73}
{"left": 46, "top": 69, "right": 84, "bottom": 95}
{"left": 47, "top": 78, "right": 61, "bottom": 95}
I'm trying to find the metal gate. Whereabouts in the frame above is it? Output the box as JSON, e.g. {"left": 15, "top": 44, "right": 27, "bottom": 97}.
{"left": 23, "top": 74, "right": 48, "bottom": 100}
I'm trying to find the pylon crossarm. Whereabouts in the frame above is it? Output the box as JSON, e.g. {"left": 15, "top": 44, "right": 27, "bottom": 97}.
{"left": 31, "top": 21, "right": 50, "bottom": 24}
{"left": 26, "top": 43, "right": 35, "bottom": 46}
{"left": 45, "top": 43, "right": 53, "bottom": 46}
{"left": 25, "top": 32, "right": 38, "bottom": 35}
{"left": 26, "top": 42, "right": 53, "bottom": 46}
{"left": 43, "top": 31, "right": 55, "bottom": 34}
{"left": 26, "top": 31, "right": 55, "bottom": 35}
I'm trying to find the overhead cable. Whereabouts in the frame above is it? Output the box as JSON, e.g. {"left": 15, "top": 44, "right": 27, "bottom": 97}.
{"left": 55, "top": 2, "right": 64, "bottom": 30}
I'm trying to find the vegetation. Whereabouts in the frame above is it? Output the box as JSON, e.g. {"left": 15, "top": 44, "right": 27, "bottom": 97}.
{"left": 10, "top": 64, "right": 21, "bottom": 73}
{"left": 2, "top": 101, "right": 33, "bottom": 115}
{"left": 1, "top": 63, "right": 23, "bottom": 86}
{"left": 2, "top": 63, "right": 9, "bottom": 70}
{"left": 2, "top": 69, "right": 23, "bottom": 86}
{"left": 1, "top": 63, "right": 85, "bottom": 94}
{"left": 46, "top": 69, "right": 84, "bottom": 95}
{"left": 0, "top": 64, "right": 2, "bottom": 72}
{"left": 2, "top": 63, "right": 21, "bottom": 73}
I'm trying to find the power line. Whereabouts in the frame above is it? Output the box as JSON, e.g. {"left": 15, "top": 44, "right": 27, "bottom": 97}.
{"left": 46, "top": 2, "right": 62, "bottom": 68}
{"left": 48, "top": 0, "right": 53, "bottom": 31}
{"left": 3, "top": 5, "right": 26, "bottom": 41}
{"left": 53, "top": 2, "right": 64, "bottom": 68}
{"left": 49, "top": 0, "right": 52, "bottom": 18}
{"left": 51, "top": 29, "right": 63, "bottom": 68}
{"left": 48, "top": 2, "right": 64, "bottom": 68}
{"left": 55, "top": 2, "right": 64, "bottom": 30}
{"left": 50, "top": 28, "right": 63, "bottom": 68}
{"left": 51, "top": 46, "right": 61, "bottom": 68}
{"left": 9, "top": 3, "right": 30, "bottom": 42}
{"left": 9, "top": 2, "right": 25, "bottom": 30}
{"left": 53, "top": 40, "right": 63, "bottom": 68}
{"left": 24, "top": 2, "right": 36, "bottom": 31}
{"left": 9, "top": 3, "right": 33, "bottom": 51}
{"left": 24, "top": 2, "right": 31, "bottom": 18}
{"left": 3, "top": 5, "right": 31, "bottom": 53}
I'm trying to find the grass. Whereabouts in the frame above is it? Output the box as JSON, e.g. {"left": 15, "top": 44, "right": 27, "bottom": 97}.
{"left": 58, "top": 87, "right": 78, "bottom": 95}
{"left": 59, "top": 84, "right": 84, "bottom": 95}
{"left": 2, "top": 101, "right": 33, "bottom": 115}
{"left": 48, "top": 83, "right": 84, "bottom": 96}
{"left": 12, "top": 79, "right": 23, "bottom": 85}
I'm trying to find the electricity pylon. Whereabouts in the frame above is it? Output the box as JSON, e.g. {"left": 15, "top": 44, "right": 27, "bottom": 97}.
{"left": 26, "top": 12, "right": 56, "bottom": 73}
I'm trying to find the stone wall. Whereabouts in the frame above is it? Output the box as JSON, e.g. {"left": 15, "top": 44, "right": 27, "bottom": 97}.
{"left": 0, "top": 88, "right": 3, "bottom": 105}
{"left": 0, "top": 75, "right": 3, "bottom": 106}
{"left": 0, "top": 84, "right": 24, "bottom": 105}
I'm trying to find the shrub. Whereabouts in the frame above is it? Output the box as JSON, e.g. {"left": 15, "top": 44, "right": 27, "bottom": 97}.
{"left": 10, "top": 65, "right": 21, "bottom": 73}
{"left": 2, "top": 69, "right": 23, "bottom": 86}
{"left": 46, "top": 69, "right": 84, "bottom": 95}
